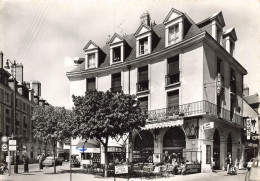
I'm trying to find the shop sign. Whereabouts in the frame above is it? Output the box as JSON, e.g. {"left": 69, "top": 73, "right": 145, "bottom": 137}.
{"left": 216, "top": 73, "right": 223, "bottom": 96}
{"left": 246, "top": 118, "right": 251, "bottom": 140}
{"left": 115, "top": 165, "right": 128, "bottom": 174}
{"left": 203, "top": 122, "right": 214, "bottom": 130}
{"left": 246, "top": 142, "right": 258, "bottom": 148}
{"left": 144, "top": 119, "right": 183, "bottom": 130}
{"left": 185, "top": 164, "right": 201, "bottom": 174}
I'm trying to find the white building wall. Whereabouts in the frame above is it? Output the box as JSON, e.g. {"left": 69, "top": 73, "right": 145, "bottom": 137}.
{"left": 69, "top": 79, "right": 86, "bottom": 108}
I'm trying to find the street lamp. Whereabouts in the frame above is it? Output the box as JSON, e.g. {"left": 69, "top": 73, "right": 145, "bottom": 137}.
{"left": 4, "top": 59, "right": 18, "bottom": 174}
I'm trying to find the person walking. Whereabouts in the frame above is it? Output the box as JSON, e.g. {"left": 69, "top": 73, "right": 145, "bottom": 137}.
{"left": 23, "top": 155, "right": 29, "bottom": 173}
{"left": 226, "top": 154, "right": 231, "bottom": 173}
{"left": 39, "top": 155, "right": 43, "bottom": 169}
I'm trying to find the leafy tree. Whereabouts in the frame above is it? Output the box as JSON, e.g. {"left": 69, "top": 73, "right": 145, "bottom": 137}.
{"left": 71, "top": 90, "right": 147, "bottom": 177}
{"left": 32, "top": 105, "right": 71, "bottom": 174}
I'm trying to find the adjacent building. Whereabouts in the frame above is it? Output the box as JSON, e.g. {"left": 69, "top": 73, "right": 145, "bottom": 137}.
{"left": 67, "top": 8, "right": 249, "bottom": 172}
{"left": 0, "top": 51, "right": 49, "bottom": 162}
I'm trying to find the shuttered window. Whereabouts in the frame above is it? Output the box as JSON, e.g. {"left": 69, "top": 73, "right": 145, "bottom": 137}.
{"left": 138, "top": 66, "right": 148, "bottom": 83}
{"left": 168, "top": 56, "right": 179, "bottom": 75}
{"left": 87, "top": 78, "right": 96, "bottom": 91}
{"left": 167, "top": 90, "right": 179, "bottom": 108}
{"left": 112, "top": 73, "right": 121, "bottom": 88}
{"left": 139, "top": 97, "right": 148, "bottom": 112}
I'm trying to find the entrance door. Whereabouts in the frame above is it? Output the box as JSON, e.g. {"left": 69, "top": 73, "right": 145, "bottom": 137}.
{"left": 213, "top": 129, "right": 220, "bottom": 170}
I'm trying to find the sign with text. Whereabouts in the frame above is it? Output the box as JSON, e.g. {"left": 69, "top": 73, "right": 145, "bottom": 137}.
{"left": 9, "top": 145, "right": 17, "bottom": 151}
{"left": 203, "top": 122, "right": 214, "bottom": 130}
{"left": 216, "top": 73, "right": 223, "bottom": 96}
{"left": 246, "top": 118, "right": 251, "bottom": 140}
{"left": 185, "top": 164, "right": 201, "bottom": 174}
{"left": 1, "top": 143, "right": 8, "bottom": 152}
{"left": 115, "top": 165, "right": 128, "bottom": 174}
{"left": 9, "top": 140, "right": 16, "bottom": 145}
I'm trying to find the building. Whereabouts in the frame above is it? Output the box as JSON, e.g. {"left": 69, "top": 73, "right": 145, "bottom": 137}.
{"left": 66, "top": 8, "right": 248, "bottom": 172}
{"left": 0, "top": 51, "right": 49, "bottom": 162}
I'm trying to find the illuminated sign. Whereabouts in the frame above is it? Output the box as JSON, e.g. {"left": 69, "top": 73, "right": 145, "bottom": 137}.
{"left": 216, "top": 73, "right": 223, "bottom": 96}
{"left": 246, "top": 118, "right": 251, "bottom": 140}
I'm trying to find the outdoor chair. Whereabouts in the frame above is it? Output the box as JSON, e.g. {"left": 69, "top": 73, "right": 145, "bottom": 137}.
{"left": 132, "top": 165, "right": 143, "bottom": 178}
{"left": 166, "top": 165, "right": 175, "bottom": 177}
{"left": 160, "top": 165, "right": 167, "bottom": 177}
{"left": 152, "top": 166, "right": 161, "bottom": 178}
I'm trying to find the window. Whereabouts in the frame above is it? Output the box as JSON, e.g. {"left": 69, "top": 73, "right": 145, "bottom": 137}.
{"left": 138, "top": 97, "right": 148, "bottom": 113}
{"left": 137, "top": 66, "right": 149, "bottom": 92}
{"left": 86, "top": 78, "right": 96, "bottom": 91}
{"left": 111, "top": 73, "right": 121, "bottom": 93}
{"left": 167, "top": 90, "right": 179, "bottom": 108}
{"left": 5, "top": 93, "right": 9, "bottom": 103}
{"left": 139, "top": 37, "right": 148, "bottom": 55}
{"left": 112, "top": 47, "right": 121, "bottom": 63}
{"left": 166, "top": 55, "right": 180, "bottom": 85}
{"left": 206, "top": 145, "right": 211, "bottom": 164}
{"left": 88, "top": 53, "right": 95, "bottom": 68}
{"left": 168, "top": 24, "right": 179, "bottom": 45}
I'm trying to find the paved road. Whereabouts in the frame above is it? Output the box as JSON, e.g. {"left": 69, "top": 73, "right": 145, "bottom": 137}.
{"left": 0, "top": 163, "right": 248, "bottom": 181}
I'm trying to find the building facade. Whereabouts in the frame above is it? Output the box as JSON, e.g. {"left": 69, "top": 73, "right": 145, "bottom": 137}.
{"left": 67, "top": 8, "right": 248, "bottom": 172}
{"left": 0, "top": 51, "right": 49, "bottom": 162}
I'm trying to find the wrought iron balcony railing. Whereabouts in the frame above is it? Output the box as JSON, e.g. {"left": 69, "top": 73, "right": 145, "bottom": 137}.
{"left": 136, "top": 80, "right": 149, "bottom": 92}
{"left": 147, "top": 100, "right": 244, "bottom": 127}
{"left": 165, "top": 72, "right": 180, "bottom": 86}
{"left": 110, "top": 86, "right": 122, "bottom": 93}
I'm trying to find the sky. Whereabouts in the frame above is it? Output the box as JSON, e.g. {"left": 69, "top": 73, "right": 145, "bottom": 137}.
{"left": 0, "top": 0, "right": 259, "bottom": 108}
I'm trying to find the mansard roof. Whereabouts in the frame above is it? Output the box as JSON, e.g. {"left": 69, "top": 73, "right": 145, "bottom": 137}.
{"left": 70, "top": 15, "right": 202, "bottom": 73}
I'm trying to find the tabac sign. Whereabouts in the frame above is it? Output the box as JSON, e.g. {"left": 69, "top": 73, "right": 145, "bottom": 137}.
{"left": 216, "top": 73, "right": 223, "bottom": 96}
{"left": 246, "top": 118, "right": 251, "bottom": 140}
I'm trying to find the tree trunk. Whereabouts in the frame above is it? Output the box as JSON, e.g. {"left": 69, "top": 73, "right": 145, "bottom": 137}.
{"left": 53, "top": 142, "right": 56, "bottom": 174}
{"left": 104, "top": 145, "right": 108, "bottom": 177}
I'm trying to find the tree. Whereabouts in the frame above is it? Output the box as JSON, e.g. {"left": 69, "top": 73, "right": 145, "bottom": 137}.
{"left": 32, "top": 105, "right": 71, "bottom": 174}
{"left": 71, "top": 90, "right": 147, "bottom": 177}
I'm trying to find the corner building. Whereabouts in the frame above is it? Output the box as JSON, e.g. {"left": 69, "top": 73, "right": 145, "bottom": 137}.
{"left": 67, "top": 8, "right": 247, "bottom": 172}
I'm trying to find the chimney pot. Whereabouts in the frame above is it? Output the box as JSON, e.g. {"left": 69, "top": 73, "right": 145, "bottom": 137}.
{"left": 140, "top": 11, "right": 151, "bottom": 26}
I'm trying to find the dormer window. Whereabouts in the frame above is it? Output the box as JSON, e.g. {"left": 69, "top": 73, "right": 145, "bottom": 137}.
{"left": 88, "top": 53, "right": 96, "bottom": 68}
{"left": 112, "top": 47, "right": 121, "bottom": 63}
{"left": 230, "top": 41, "right": 235, "bottom": 56}
{"left": 83, "top": 40, "right": 99, "bottom": 70}
{"left": 168, "top": 24, "right": 179, "bottom": 45}
{"left": 223, "top": 28, "right": 237, "bottom": 57}
{"left": 109, "top": 33, "right": 125, "bottom": 64}
{"left": 139, "top": 37, "right": 148, "bottom": 55}
{"left": 163, "top": 8, "right": 184, "bottom": 47}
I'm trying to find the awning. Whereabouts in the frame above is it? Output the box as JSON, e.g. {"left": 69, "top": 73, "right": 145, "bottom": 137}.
{"left": 142, "top": 119, "right": 184, "bottom": 130}
{"left": 76, "top": 139, "right": 100, "bottom": 153}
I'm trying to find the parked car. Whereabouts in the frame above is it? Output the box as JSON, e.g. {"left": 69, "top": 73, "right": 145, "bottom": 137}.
{"left": 43, "top": 157, "right": 63, "bottom": 167}
{"left": 245, "top": 156, "right": 260, "bottom": 181}
{"left": 247, "top": 158, "right": 254, "bottom": 170}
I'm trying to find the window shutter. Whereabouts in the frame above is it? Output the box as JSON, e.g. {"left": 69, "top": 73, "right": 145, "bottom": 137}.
{"left": 87, "top": 78, "right": 96, "bottom": 91}
{"left": 112, "top": 73, "right": 121, "bottom": 88}
{"left": 138, "top": 66, "right": 148, "bottom": 82}
{"left": 167, "top": 90, "right": 179, "bottom": 108}
{"left": 168, "top": 56, "right": 179, "bottom": 75}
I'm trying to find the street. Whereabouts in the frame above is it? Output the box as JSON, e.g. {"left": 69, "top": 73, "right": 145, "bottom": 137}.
{"left": 0, "top": 162, "right": 248, "bottom": 181}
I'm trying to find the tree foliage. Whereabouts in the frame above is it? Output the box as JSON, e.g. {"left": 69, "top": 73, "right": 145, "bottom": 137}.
{"left": 32, "top": 105, "right": 72, "bottom": 173}
{"left": 71, "top": 90, "right": 147, "bottom": 176}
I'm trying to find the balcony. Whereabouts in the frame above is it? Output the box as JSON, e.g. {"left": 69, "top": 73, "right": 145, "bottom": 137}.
{"left": 136, "top": 80, "right": 149, "bottom": 92}
{"left": 110, "top": 86, "right": 122, "bottom": 93}
{"left": 148, "top": 100, "right": 244, "bottom": 127}
{"left": 165, "top": 72, "right": 180, "bottom": 86}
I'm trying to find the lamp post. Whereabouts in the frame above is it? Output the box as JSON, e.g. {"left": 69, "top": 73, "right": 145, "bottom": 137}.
{"left": 4, "top": 59, "right": 18, "bottom": 174}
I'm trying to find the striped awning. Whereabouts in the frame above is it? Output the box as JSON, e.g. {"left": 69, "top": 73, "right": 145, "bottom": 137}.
{"left": 142, "top": 119, "right": 184, "bottom": 130}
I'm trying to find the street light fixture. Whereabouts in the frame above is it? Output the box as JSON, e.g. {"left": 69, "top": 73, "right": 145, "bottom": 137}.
{"left": 5, "top": 59, "right": 18, "bottom": 174}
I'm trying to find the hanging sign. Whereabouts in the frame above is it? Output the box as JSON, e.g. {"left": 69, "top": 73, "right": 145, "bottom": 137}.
{"left": 216, "top": 73, "right": 222, "bottom": 96}
{"left": 203, "top": 122, "right": 214, "bottom": 130}
{"left": 246, "top": 118, "right": 251, "bottom": 140}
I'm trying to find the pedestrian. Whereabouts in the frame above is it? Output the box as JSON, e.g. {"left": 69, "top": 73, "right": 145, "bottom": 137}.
{"left": 226, "top": 154, "right": 231, "bottom": 173}
{"left": 23, "top": 155, "right": 29, "bottom": 173}
{"left": 39, "top": 155, "right": 43, "bottom": 169}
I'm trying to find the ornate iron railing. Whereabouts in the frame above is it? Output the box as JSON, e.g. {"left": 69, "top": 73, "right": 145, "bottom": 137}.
{"left": 165, "top": 72, "right": 180, "bottom": 86}
{"left": 136, "top": 80, "right": 149, "bottom": 92}
{"left": 147, "top": 100, "right": 244, "bottom": 127}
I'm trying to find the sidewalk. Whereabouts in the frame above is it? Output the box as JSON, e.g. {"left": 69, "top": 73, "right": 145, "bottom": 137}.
{"left": 0, "top": 163, "right": 247, "bottom": 181}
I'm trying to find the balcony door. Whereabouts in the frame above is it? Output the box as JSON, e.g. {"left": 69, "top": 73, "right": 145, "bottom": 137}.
{"left": 167, "top": 90, "right": 179, "bottom": 108}
{"left": 111, "top": 73, "right": 121, "bottom": 93}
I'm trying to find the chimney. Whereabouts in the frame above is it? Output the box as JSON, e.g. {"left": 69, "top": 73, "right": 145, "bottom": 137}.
{"left": 0, "top": 51, "right": 3, "bottom": 69}
{"left": 74, "top": 57, "right": 85, "bottom": 67}
{"left": 16, "top": 63, "right": 23, "bottom": 83}
{"left": 140, "top": 11, "right": 151, "bottom": 26}
{"left": 32, "top": 81, "right": 41, "bottom": 96}
{"left": 243, "top": 87, "right": 249, "bottom": 96}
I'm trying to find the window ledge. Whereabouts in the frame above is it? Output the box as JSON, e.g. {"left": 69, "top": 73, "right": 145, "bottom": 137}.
{"left": 111, "top": 60, "right": 123, "bottom": 65}
{"left": 165, "top": 82, "right": 181, "bottom": 90}
{"left": 136, "top": 90, "right": 150, "bottom": 96}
